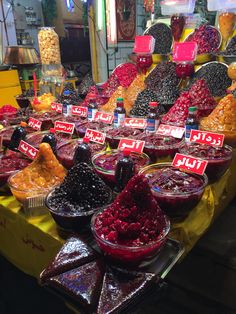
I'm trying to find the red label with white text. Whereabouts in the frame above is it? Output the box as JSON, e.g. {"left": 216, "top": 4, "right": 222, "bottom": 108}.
{"left": 172, "top": 153, "right": 208, "bottom": 176}
{"left": 124, "top": 118, "right": 147, "bottom": 129}
{"left": 118, "top": 138, "right": 145, "bottom": 154}
{"left": 51, "top": 102, "right": 63, "bottom": 113}
{"left": 71, "top": 106, "right": 88, "bottom": 117}
{"left": 94, "top": 112, "right": 114, "bottom": 124}
{"left": 190, "top": 129, "right": 224, "bottom": 147}
{"left": 18, "top": 140, "right": 39, "bottom": 160}
{"left": 85, "top": 128, "right": 106, "bottom": 144}
{"left": 28, "top": 117, "right": 42, "bottom": 131}
{"left": 157, "top": 124, "right": 185, "bottom": 139}
{"left": 54, "top": 121, "right": 75, "bottom": 134}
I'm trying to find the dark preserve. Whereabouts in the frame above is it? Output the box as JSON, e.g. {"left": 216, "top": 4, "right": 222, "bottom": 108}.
{"left": 185, "top": 106, "right": 198, "bottom": 140}
{"left": 73, "top": 137, "right": 91, "bottom": 165}
{"left": 146, "top": 102, "right": 159, "bottom": 133}
{"left": 115, "top": 150, "right": 134, "bottom": 192}
{"left": 41, "top": 128, "right": 57, "bottom": 154}
{"left": 114, "top": 97, "right": 126, "bottom": 128}
{"left": 88, "top": 94, "right": 98, "bottom": 121}
{"left": 9, "top": 121, "right": 27, "bottom": 151}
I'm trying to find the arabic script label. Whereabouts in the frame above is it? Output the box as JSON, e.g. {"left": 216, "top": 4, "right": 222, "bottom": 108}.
{"left": 18, "top": 140, "right": 39, "bottom": 160}
{"left": 190, "top": 129, "right": 224, "bottom": 147}
{"left": 71, "top": 105, "right": 88, "bottom": 117}
{"left": 172, "top": 153, "right": 208, "bottom": 176}
{"left": 28, "top": 117, "right": 42, "bottom": 131}
{"left": 94, "top": 112, "right": 114, "bottom": 124}
{"left": 118, "top": 138, "right": 145, "bottom": 154}
{"left": 51, "top": 102, "right": 63, "bottom": 113}
{"left": 124, "top": 118, "right": 147, "bottom": 129}
{"left": 54, "top": 121, "right": 75, "bottom": 134}
{"left": 85, "top": 128, "right": 106, "bottom": 144}
{"left": 156, "top": 124, "right": 185, "bottom": 139}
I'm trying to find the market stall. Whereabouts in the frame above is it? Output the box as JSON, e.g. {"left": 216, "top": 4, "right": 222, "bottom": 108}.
{"left": 1, "top": 0, "right": 236, "bottom": 313}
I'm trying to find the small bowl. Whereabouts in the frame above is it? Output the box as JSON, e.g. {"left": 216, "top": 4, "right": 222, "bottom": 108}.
{"left": 91, "top": 207, "right": 170, "bottom": 266}
{"left": 92, "top": 150, "right": 150, "bottom": 187}
{"left": 25, "top": 131, "right": 70, "bottom": 150}
{"left": 139, "top": 162, "right": 208, "bottom": 221}
{"left": 8, "top": 171, "right": 55, "bottom": 204}
{"left": 45, "top": 187, "right": 113, "bottom": 231}
{"left": 178, "top": 142, "right": 233, "bottom": 182}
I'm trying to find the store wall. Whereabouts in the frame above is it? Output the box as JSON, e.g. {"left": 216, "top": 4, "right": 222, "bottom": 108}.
{"left": 107, "top": 0, "right": 145, "bottom": 75}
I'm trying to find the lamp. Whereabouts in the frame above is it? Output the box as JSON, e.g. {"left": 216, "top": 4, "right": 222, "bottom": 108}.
{"left": 4, "top": 46, "right": 40, "bottom": 65}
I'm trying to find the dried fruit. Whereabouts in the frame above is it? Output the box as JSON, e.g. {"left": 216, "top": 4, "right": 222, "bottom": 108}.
{"left": 145, "top": 23, "right": 173, "bottom": 54}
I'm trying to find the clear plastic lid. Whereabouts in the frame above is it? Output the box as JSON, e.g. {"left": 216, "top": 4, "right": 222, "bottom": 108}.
{"left": 207, "top": 0, "right": 236, "bottom": 11}
{"left": 161, "top": 0, "right": 196, "bottom": 15}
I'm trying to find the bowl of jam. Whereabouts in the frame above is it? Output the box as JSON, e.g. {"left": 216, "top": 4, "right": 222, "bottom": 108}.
{"left": 140, "top": 163, "right": 208, "bottom": 220}
{"left": 178, "top": 142, "right": 233, "bottom": 182}
{"left": 57, "top": 139, "right": 106, "bottom": 169}
{"left": 92, "top": 150, "right": 150, "bottom": 187}
{"left": 134, "top": 133, "right": 184, "bottom": 162}
{"left": 25, "top": 131, "right": 71, "bottom": 150}
{"left": 106, "top": 127, "right": 144, "bottom": 149}
{"left": 30, "top": 112, "right": 61, "bottom": 131}
{"left": 0, "top": 125, "right": 34, "bottom": 148}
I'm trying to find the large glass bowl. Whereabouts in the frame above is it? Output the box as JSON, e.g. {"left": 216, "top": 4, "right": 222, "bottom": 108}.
{"left": 91, "top": 207, "right": 170, "bottom": 266}
{"left": 178, "top": 142, "right": 233, "bottom": 182}
{"left": 92, "top": 150, "right": 150, "bottom": 187}
{"left": 139, "top": 163, "right": 208, "bottom": 221}
{"left": 45, "top": 187, "right": 113, "bottom": 232}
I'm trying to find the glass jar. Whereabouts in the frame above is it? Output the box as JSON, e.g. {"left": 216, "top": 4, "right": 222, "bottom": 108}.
{"left": 38, "top": 27, "right": 61, "bottom": 65}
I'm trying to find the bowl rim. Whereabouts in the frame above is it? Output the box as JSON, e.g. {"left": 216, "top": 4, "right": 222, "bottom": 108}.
{"left": 91, "top": 206, "right": 170, "bottom": 251}
{"left": 45, "top": 185, "right": 113, "bottom": 218}
{"left": 178, "top": 142, "right": 233, "bottom": 161}
{"left": 91, "top": 149, "right": 150, "bottom": 175}
{"left": 139, "top": 162, "right": 208, "bottom": 196}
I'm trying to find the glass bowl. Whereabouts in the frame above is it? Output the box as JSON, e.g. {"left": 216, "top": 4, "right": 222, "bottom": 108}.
{"left": 178, "top": 142, "right": 233, "bottom": 182}
{"left": 105, "top": 127, "right": 144, "bottom": 149}
{"left": 25, "top": 131, "right": 70, "bottom": 150}
{"left": 139, "top": 162, "right": 208, "bottom": 221}
{"left": 57, "top": 139, "right": 106, "bottom": 169}
{"left": 92, "top": 150, "right": 150, "bottom": 187}
{"left": 45, "top": 187, "right": 113, "bottom": 231}
{"left": 91, "top": 207, "right": 170, "bottom": 266}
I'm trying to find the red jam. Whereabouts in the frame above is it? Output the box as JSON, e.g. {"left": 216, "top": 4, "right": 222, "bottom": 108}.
{"left": 106, "top": 126, "right": 143, "bottom": 149}
{"left": 26, "top": 132, "right": 70, "bottom": 150}
{"left": 93, "top": 174, "right": 169, "bottom": 264}
{"left": 179, "top": 142, "right": 232, "bottom": 182}
{"left": 0, "top": 125, "right": 34, "bottom": 147}
{"left": 30, "top": 112, "right": 61, "bottom": 130}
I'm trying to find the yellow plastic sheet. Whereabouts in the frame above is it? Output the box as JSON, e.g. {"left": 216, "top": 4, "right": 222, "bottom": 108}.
{"left": 0, "top": 150, "right": 236, "bottom": 278}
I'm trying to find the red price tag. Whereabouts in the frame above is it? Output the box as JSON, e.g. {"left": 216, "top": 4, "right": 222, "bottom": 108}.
{"left": 118, "top": 138, "right": 145, "bottom": 154}
{"left": 54, "top": 121, "right": 75, "bottom": 134}
{"left": 51, "top": 102, "right": 62, "bottom": 113}
{"left": 85, "top": 128, "right": 106, "bottom": 144}
{"left": 71, "top": 106, "right": 88, "bottom": 117}
{"left": 124, "top": 118, "right": 147, "bottom": 129}
{"left": 18, "top": 140, "right": 38, "bottom": 160}
{"left": 156, "top": 124, "right": 185, "bottom": 139}
{"left": 94, "top": 112, "right": 114, "bottom": 124}
{"left": 172, "top": 153, "right": 208, "bottom": 176}
{"left": 28, "top": 117, "right": 42, "bottom": 131}
{"left": 190, "top": 129, "right": 224, "bottom": 147}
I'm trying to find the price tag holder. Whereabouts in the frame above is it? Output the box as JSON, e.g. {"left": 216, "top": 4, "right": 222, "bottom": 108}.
{"left": 54, "top": 121, "right": 75, "bottom": 134}
{"left": 124, "top": 118, "right": 147, "bottom": 129}
{"left": 28, "top": 117, "right": 42, "bottom": 131}
{"left": 71, "top": 106, "right": 88, "bottom": 118}
{"left": 51, "top": 102, "right": 63, "bottom": 113}
{"left": 156, "top": 124, "right": 185, "bottom": 139}
{"left": 190, "top": 129, "right": 224, "bottom": 147}
{"left": 18, "top": 140, "right": 39, "bottom": 160}
{"left": 94, "top": 112, "right": 114, "bottom": 124}
{"left": 118, "top": 138, "right": 145, "bottom": 154}
{"left": 172, "top": 153, "right": 208, "bottom": 176}
{"left": 85, "top": 128, "right": 106, "bottom": 144}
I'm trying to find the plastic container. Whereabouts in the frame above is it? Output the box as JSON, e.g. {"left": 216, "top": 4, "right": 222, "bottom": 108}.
{"left": 207, "top": 0, "right": 236, "bottom": 11}
{"left": 139, "top": 163, "right": 208, "bottom": 220}
{"left": 91, "top": 207, "right": 170, "bottom": 265}
{"left": 161, "top": 0, "right": 196, "bottom": 15}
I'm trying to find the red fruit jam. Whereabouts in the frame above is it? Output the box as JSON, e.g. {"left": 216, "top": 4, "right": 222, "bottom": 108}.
{"left": 134, "top": 133, "right": 184, "bottom": 162}
{"left": 179, "top": 142, "right": 232, "bottom": 182}
{"left": 26, "top": 131, "right": 71, "bottom": 150}
{"left": 92, "top": 174, "right": 170, "bottom": 265}
{"left": 57, "top": 139, "right": 106, "bottom": 169}
{"left": 31, "top": 112, "right": 61, "bottom": 130}
{"left": 106, "top": 126, "right": 144, "bottom": 149}
{"left": 141, "top": 163, "right": 208, "bottom": 220}
{"left": 92, "top": 150, "right": 150, "bottom": 187}
{"left": 0, "top": 105, "right": 18, "bottom": 121}
{"left": 0, "top": 125, "right": 34, "bottom": 148}
{"left": 77, "top": 121, "right": 110, "bottom": 138}
{"left": 0, "top": 155, "right": 30, "bottom": 186}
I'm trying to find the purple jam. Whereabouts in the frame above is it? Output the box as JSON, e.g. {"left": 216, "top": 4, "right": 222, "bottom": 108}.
{"left": 143, "top": 165, "right": 207, "bottom": 220}
{"left": 57, "top": 140, "right": 105, "bottom": 169}
{"left": 106, "top": 127, "right": 144, "bottom": 149}
{"left": 179, "top": 142, "right": 233, "bottom": 182}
